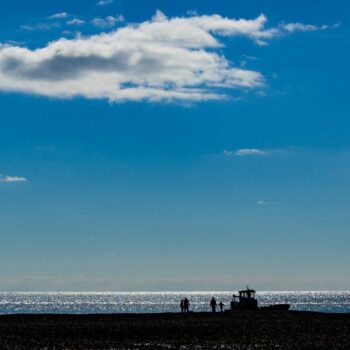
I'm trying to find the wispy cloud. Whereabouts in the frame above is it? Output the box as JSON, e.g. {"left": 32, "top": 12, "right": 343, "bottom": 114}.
{"left": 97, "top": 0, "right": 114, "bottom": 5}
{"left": 61, "top": 30, "right": 83, "bottom": 39}
{"left": 236, "top": 148, "right": 269, "bottom": 156}
{"left": 91, "top": 15, "right": 124, "bottom": 28}
{"left": 242, "top": 54, "right": 258, "bottom": 61}
{"left": 186, "top": 10, "right": 198, "bottom": 17}
{"left": 224, "top": 148, "right": 270, "bottom": 157}
{"left": 0, "top": 175, "right": 27, "bottom": 183}
{"left": 0, "top": 11, "right": 336, "bottom": 103}
{"left": 223, "top": 147, "right": 296, "bottom": 157}
{"left": 48, "top": 12, "right": 69, "bottom": 20}
{"left": 281, "top": 22, "right": 340, "bottom": 33}
{"left": 67, "top": 18, "right": 85, "bottom": 26}
{"left": 4, "top": 40, "right": 26, "bottom": 46}
{"left": 20, "top": 23, "right": 59, "bottom": 31}
{"left": 21, "top": 12, "right": 70, "bottom": 31}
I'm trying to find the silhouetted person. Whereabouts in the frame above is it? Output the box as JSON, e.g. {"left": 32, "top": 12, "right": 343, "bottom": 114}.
{"left": 180, "top": 299, "right": 184, "bottom": 313}
{"left": 219, "top": 301, "right": 224, "bottom": 312}
{"left": 210, "top": 297, "right": 217, "bottom": 312}
{"left": 184, "top": 297, "right": 189, "bottom": 313}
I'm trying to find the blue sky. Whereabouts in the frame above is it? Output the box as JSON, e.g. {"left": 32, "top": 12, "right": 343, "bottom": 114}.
{"left": 0, "top": 0, "right": 349, "bottom": 291}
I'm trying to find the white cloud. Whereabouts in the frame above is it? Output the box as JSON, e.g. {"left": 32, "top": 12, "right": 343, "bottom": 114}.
{"left": 20, "top": 23, "right": 55, "bottom": 31}
{"left": 20, "top": 25, "right": 35, "bottom": 31}
{"left": 91, "top": 15, "right": 124, "bottom": 28}
{"left": 152, "top": 9, "right": 168, "bottom": 22}
{"left": 0, "top": 12, "right": 335, "bottom": 103}
{"left": 236, "top": 148, "right": 269, "bottom": 156}
{"left": 223, "top": 150, "right": 234, "bottom": 156}
{"left": 186, "top": 10, "right": 198, "bottom": 17}
{"left": 0, "top": 175, "right": 27, "bottom": 183}
{"left": 97, "top": 0, "right": 114, "bottom": 5}
{"left": 242, "top": 54, "right": 258, "bottom": 61}
{"left": 224, "top": 148, "right": 269, "bottom": 157}
{"left": 67, "top": 18, "right": 85, "bottom": 26}
{"left": 5, "top": 40, "right": 26, "bottom": 46}
{"left": 281, "top": 22, "right": 340, "bottom": 33}
{"left": 61, "top": 30, "right": 83, "bottom": 39}
{"left": 48, "top": 12, "right": 69, "bottom": 20}
{"left": 283, "top": 23, "right": 319, "bottom": 33}
{"left": 257, "top": 200, "right": 268, "bottom": 205}
{"left": 224, "top": 147, "right": 297, "bottom": 158}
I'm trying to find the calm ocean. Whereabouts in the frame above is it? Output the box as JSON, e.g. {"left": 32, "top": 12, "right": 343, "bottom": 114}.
{"left": 0, "top": 291, "right": 349, "bottom": 314}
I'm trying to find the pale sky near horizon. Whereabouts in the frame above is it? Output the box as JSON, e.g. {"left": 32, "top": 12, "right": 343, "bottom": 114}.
{"left": 0, "top": 0, "right": 349, "bottom": 291}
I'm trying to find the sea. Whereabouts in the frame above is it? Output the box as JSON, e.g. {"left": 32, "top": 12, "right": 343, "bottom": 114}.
{"left": 0, "top": 291, "right": 349, "bottom": 315}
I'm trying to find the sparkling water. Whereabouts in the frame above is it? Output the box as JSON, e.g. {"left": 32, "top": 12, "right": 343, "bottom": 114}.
{"left": 0, "top": 291, "right": 349, "bottom": 315}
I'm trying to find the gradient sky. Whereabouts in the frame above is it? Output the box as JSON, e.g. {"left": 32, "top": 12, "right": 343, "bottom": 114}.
{"left": 0, "top": 0, "right": 349, "bottom": 291}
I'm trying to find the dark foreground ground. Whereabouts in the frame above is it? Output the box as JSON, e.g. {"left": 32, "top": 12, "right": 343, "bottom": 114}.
{"left": 0, "top": 311, "right": 349, "bottom": 350}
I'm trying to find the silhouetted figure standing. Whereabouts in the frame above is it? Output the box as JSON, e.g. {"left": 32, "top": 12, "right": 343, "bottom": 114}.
{"left": 219, "top": 301, "right": 224, "bottom": 312}
{"left": 210, "top": 297, "right": 217, "bottom": 312}
{"left": 184, "top": 297, "right": 189, "bottom": 313}
{"left": 180, "top": 299, "right": 184, "bottom": 313}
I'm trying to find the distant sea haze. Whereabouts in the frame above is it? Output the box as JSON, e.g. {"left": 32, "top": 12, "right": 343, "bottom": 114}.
{"left": 0, "top": 291, "right": 349, "bottom": 314}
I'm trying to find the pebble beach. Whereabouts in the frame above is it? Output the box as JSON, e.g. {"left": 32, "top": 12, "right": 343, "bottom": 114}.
{"left": 0, "top": 310, "right": 349, "bottom": 349}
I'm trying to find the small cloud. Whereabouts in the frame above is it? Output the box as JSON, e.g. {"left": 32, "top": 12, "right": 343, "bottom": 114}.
{"left": 61, "top": 30, "right": 83, "bottom": 39}
{"left": 20, "top": 22, "right": 60, "bottom": 31}
{"left": 48, "top": 12, "right": 69, "bottom": 20}
{"left": 257, "top": 200, "right": 268, "bottom": 205}
{"left": 20, "top": 25, "right": 34, "bottom": 31}
{"left": 91, "top": 14, "right": 124, "bottom": 28}
{"left": 67, "top": 18, "right": 85, "bottom": 26}
{"left": 62, "top": 29, "right": 73, "bottom": 36}
{"left": 242, "top": 55, "right": 258, "bottom": 61}
{"left": 281, "top": 22, "right": 340, "bottom": 33}
{"left": 20, "top": 24, "right": 51, "bottom": 31}
{"left": 255, "top": 39, "right": 269, "bottom": 46}
{"left": 283, "top": 22, "right": 318, "bottom": 33}
{"left": 186, "top": 10, "right": 198, "bottom": 16}
{"left": 223, "top": 148, "right": 291, "bottom": 157}
{"left": 0, "top": 175, "right": 27, "bottom": 183}
{"left": 240, "top": 60, "right": 247, "bottom": 68}
{"left": 223, "top": 150, "right": 233, "bottom": 157}
{"left": 231, "top": 148, "right": 269, "bottom": 157}
{"left": 5, "top": 40, "right": 25, "bottom": 46}
{"left": 152, "top": 10, "right": 168, "bottom": 22}
{"left": 97, "top": 0, "right": 114, "bottom": 5}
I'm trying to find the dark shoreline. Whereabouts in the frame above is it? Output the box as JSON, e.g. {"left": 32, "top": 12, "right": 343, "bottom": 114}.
{"left": 0, "top": 311, "right": 349, "bottom": 349}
